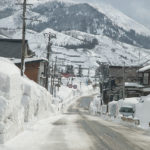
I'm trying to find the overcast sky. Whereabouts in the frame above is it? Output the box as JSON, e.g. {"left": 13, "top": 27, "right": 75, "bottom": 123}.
{"left": 76, "top": 0, "right": 150, "bottom": 29}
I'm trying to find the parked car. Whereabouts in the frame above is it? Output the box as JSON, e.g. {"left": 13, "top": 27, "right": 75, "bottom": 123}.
{"left": 119, "top": 106, "right": 135, "bottom": 117}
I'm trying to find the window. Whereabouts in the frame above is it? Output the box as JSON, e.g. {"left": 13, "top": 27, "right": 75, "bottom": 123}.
{"left": 138, "top": 73, "right": 143, "bottom": 77}
{"left": 143, "top": 73, "right": 149, "bottom": 85}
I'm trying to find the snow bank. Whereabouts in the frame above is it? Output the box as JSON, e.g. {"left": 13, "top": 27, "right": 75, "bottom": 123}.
{"left": 107, "top": 98, "right": 139, "bottom": 118}
{"left": 52, "top": 77, "right": 97, "bottom": 112}
{"left": 108, "top": 97, "right": 150, "bottom": 129}
{"left": 118, "top": 98, "right": 139, "bottom": 110}
{"left": 89, "top": 95, "right": 101, "bottom": 115}
{"left": 0, "top": 57, "right": 54, "bottom": 143}
{"left": 108, "top": 101, "right": 118, "bottom": 117}
{"left": 90, "top": 94, "right": 150, "bottom": 129}
{"left": 135, "top": 95, "right": 150, "bottom": 128}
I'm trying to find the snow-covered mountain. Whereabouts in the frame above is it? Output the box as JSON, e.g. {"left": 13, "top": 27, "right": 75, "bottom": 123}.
{"left": 1, "top": 0, "right": 150, "bottom": 49}
{"left": 28, "top": 1, "right": 150, "bottom": 49}
{"left": 8, "top": 28, "right": 150, "bottom": 68}
{"left": 1, "top": 0, "right": 150, "bottom": 68}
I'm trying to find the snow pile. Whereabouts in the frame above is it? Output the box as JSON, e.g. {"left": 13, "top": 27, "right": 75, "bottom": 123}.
{"left": 125, "top": 82, "right": 144, "bottom": 88}
{"left": 135, "top": 96, "right": 150, "bottom": 128}
{"left": 52, "top": 77, "right": 97, "bottom": 112}
{"left": 101, "top": 105, "right": 107, "bottom": 114}
{"left": 52, "top": 85, "right": 76, "bottom": 111}
{"left": 0, "top": 57, "right": 54, "bottom": 143}
{"left": 118, "top": 98, "right": 139, "bottom": 109}
{"left": 90, "top": 94, "right": 150, "bottom": 129}
{"left": 138, "top": 65, "right": 150, "bottom": 72}
{"left": 108, "top": 98, "right": 150, "bottom": 129}
{"left": 108, "top": 101, "right": 118, "bottom": 117}
{"left": 89, "top": 95, "right": 101, "bottom": 115}
{"left": 108, "top": 98, "right": 139, "bottom": 118}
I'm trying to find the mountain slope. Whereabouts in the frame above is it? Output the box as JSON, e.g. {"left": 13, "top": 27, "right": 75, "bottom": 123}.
{"left": 28, "top": 1, "right": 150, "bottom": 49}
{"left": 1, "top": 0, "right": 150, "bottom": 68}
{"left": 1, "top": 0, "right": 150, "bottom": 49}
{"left": 94, "top": 2, "right": 150, "bottom": 36}
{"left": 8, "top": 28, "right": 150, "bottom": 68}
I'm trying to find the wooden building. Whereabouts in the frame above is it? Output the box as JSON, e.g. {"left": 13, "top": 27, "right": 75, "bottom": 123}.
{"left": 125, "top": 82, "right": 143, "bottom": 98}
{"left": 103, "top": 65, "right": 140, "bottom": 103}
{"left": 138, "top": 65, "right": 150, "bottom": 96}
{"left": 138, "top": 65, "right": 150, "bottom": 86}
{"left": 14, "top": 58, "right": 48, "bottom": 87}
{"left": 109, "top": 65, "right": 139, "bottom": 85}
{"left": 0, "top": 38, "right": 34, "bottom": 58}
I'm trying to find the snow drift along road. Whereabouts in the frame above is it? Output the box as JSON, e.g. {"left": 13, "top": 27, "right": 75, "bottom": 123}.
{"left": 0, "top": 57, "right": 54, "bottom": 143}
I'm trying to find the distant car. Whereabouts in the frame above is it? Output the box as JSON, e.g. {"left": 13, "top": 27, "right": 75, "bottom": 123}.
{"left": 119, "top": 106, "right": 135, "bottom": 117}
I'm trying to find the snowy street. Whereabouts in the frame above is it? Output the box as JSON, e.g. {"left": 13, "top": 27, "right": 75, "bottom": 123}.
{"left": 1, "top": 0, "right": 150, "bottom": 149}
{"left": 1, "top": 96, "right": 150, "bottom": 150}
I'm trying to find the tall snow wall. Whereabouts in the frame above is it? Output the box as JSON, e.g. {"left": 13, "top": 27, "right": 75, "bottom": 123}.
{"left": 0, "top": 57, "right": 54, "bottom": 143}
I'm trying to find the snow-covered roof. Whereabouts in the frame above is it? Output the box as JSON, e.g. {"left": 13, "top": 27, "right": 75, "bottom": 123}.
{"left": 139, "top": 65, "right": 150, "bottom": 72}
{"left": 125, "top": 82, "right": 144, "bottom": 88}
{"left": 119, "top": 97, "right": 140, "bottom": 105}
{"left": 142, "top": 88, "right": 150, "bottom": 92}
{"left": 0, "top": 57, "right": 20, "bottom": 76}
{"left": 11, "top": 57, "right": 48, "bottom": 64}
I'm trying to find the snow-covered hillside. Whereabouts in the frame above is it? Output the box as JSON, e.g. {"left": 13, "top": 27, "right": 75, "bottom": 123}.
{"left": 1, "top": 0, "right": 150, "bottom": 68}
{"left": 1, "top": 0, "right": 150, "bottom": 36}
{"left": 1, "top": 0, "right": 150, "bottom": 49}
{"left": 8, "top": 28, "right": 150, "bottom": 68}
{"left": 93, "top": 2, "right": 150, "bottom": 36}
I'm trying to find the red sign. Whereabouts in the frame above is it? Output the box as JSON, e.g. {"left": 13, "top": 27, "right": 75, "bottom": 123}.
{"left": 73, "top": 85, "right": 77, "bottom": 89}
{"left": 68, "top": 84, "right": 72, "bottom": 88}
{"left": 62, "top": 73, "right": 75, "bottom": 78}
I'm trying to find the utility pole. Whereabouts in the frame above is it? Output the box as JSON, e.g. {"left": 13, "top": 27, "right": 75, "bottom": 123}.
{"left": 138, "top": 48, "right": 141, "bottom": 83}
{"left": 44, "top": 32, "right": 56, "bottom": 91}
{"left": 53, "top": 57, "right": 57, "bottom": 97}
{"left": 98, "top": 63, "right": 103, "bottom": 105}
{"left": 51, "top": 61, "right": 54, "bottom": 95}
{"left": 122, "top": 62, "right": 125, "bottom": 100}
{"left": 88, "top": 67, "right": 90, "bottom": 79}
{"left": 97, "top": 62, "right": 109, "bottom": 106}
{"left": 21, "top": 0, "right": 27, "bottom": 76}
{"left": 45, "top": 34, "right": 51, "bottom": 90}
{"left": 57, "top": 71, "right": 61, "bottom": 92}
{"left": 16, "top": 0, "right": 33, "bottom": 76}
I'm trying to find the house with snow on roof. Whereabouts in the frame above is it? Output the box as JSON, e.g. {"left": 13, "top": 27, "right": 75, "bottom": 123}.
{"left": 138, "top": 65, "right": 150, "bottom": 96}
{"left": 0, "top": 38, "right": 34, "bottom": 58}
{"left": 0, "top": 38, "right": 48, "bottom": 88}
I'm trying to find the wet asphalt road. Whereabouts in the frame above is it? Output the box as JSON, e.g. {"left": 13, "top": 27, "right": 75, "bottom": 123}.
{"left": 2, "top": 96, "right": 150, "bottom": 150}
{"left": 66, "top": 97, "right": 144, "bottom": 150}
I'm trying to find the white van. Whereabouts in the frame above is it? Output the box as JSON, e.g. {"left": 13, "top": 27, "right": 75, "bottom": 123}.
{"left": 119, "top": 106, "right": 135, "bottom": 117}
